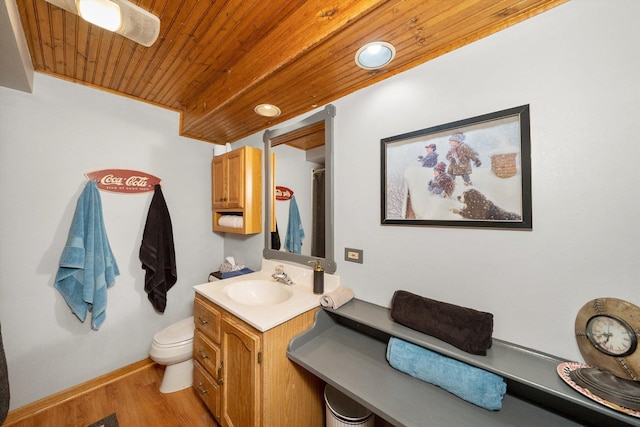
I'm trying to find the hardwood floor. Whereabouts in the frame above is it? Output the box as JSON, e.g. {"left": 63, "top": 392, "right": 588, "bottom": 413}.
{"left": 3, "top": 359, "right": 218, "bottom": 427}
{"left": 4, "top": 358, "right": 397, "bottom": 426}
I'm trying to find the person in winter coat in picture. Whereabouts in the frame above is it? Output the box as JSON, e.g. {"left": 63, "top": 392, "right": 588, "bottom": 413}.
{"left": 418, "top": 143, "right": 438, "bottom": 168}
{"left": 428, "top": 162, "right": 455, "bottom": 198}
{"left": 446, "top": 132, "right": 481, "bottom": 186}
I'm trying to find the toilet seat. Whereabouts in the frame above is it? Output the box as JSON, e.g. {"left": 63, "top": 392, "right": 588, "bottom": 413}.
{"left": 153, "top": 316, "right": 194, "bottom": 348}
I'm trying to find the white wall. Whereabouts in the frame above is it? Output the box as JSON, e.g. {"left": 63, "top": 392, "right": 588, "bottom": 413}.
{"left": 332, "top": 0, "right": 640, "bottom": 360}
{"left": 0, "top": 74, "right": 223, "bottom": 409}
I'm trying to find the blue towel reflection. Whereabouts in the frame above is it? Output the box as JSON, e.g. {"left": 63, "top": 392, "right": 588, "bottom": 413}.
{"left": 284, "top": 195, "right": 305, "bottom": 254}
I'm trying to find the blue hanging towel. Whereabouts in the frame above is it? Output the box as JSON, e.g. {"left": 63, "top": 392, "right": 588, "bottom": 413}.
{"left": 55, "top": 181, "right": 120, "bottom": 330}
{"left": 284, "top": 195, "right": 305, "bottom": 254}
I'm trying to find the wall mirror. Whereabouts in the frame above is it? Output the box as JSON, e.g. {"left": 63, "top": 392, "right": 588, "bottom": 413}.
{"left": 263, "top": 104, "right": 336, "bottom": 273}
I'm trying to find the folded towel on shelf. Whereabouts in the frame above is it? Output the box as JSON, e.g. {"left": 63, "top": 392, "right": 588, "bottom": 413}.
{"left": 386, "top": 337, "right": 506, "bottom": 411}
{"left": 320, "top": 286, "right": 355, "bottom": 309}
{"left": 218, "top": 215, "right": 244, "bottom": 228}
{"left": 55, "top": 181, "right": 119, "bottom": 330}
{"left": 140, "top": 184, "right": 177, "bottom": 313}
{"left": 390, "top": 290, "right": 493, "bottom": 355}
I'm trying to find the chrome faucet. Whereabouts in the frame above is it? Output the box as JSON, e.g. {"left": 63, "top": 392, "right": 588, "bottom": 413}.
{"left": 272, "top": 265, "right": 294, "bottom": 285}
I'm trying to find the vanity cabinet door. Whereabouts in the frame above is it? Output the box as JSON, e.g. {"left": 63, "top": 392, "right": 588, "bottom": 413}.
{"left": 220, "top": 315, "right": 261, "bottom": 427}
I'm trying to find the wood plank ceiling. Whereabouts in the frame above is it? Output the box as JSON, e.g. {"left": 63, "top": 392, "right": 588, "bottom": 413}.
{"left": 17, "top": 0, "right": 567, "bottom": 144}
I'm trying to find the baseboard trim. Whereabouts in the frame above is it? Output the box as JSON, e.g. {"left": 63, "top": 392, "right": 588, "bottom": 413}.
{"left": 3, "top": 358, "right": 156, "bottom": 425}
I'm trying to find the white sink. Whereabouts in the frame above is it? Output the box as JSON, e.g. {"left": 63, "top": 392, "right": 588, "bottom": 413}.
{"left": 224, "top": 280, "right": 293, "bottom": 306}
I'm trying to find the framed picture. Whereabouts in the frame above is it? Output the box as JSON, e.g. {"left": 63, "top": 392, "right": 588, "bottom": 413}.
{"left": 381, "top": 105, "right": 532, "bottom": 229}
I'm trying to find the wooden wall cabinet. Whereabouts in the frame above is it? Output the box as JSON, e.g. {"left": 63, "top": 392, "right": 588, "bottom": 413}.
{"left": 193, "top": 293, "right": 324, "bottom": 427}
{"left": 212, "top": 146, "right": 262, "bottom": 234}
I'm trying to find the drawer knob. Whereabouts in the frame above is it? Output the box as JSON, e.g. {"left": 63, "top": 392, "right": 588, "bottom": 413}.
{"left": 198, "top": 315, "right": 209, "bottom": 325}
{"left": 198, "top": 348, "right": 209, "bottom": 360}
{"left": 197, "top": 382, "right": 209, "bottom": 395}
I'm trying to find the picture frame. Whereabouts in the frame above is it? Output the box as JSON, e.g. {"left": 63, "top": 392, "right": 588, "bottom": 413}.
{"left": 381, "top": 105, "right": 532, "bottom": 229}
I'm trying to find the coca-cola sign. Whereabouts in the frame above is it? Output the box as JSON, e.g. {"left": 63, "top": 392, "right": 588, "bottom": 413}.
{"left": 85, "top": 169, "right": 161, "bottom": 193}
{"left": 275, "top": 186, "right": 294, "bottom": 200}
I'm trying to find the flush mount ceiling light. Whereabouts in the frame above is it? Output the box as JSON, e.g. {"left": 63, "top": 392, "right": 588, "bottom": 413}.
{"left": 76, "top": 0, "right": 121, "bottom": 31}
{"left": 43, "top": 0, "right": 160, "bottom": 47}
{"left": 355, "top": 41, "right": 396, "bottom": 70}
{"left": 254, "top": 104, "right": 281, "bottom": 117}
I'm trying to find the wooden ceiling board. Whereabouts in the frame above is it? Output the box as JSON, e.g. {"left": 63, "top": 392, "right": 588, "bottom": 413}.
{"left": 16, "top": 0, "right": 568, "bottom": 144}
{"left": 154, "top": 0, "right": 306, "bottom": 109}
{"left": 180, "top": 0, "right": 566, "bottom": 143}
{"left": 181, "top": 0, "right": 388, "bottom": 128}
{"left": 271, "top": 121, "right": 325, "bottom": 151}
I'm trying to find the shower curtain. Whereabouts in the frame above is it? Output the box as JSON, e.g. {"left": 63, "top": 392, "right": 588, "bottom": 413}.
{"left": 311, "top": 168, "right": 325, "bottom": 258}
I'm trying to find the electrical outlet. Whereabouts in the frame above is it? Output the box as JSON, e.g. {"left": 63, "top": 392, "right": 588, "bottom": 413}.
{"left": 345, "top": 248, "right": 363, "bottom": 264}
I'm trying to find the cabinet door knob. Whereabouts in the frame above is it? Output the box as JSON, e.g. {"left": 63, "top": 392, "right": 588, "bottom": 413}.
{"left": 198, "top": 348, "right": 209, "bottom": 360}
{"left": 198, "top": 315, "right": 209, "bottom": 325}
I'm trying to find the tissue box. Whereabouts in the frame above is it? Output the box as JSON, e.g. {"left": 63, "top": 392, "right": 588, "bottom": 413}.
{"left": 210, "top": 268, "right": 254, "bottom": 281}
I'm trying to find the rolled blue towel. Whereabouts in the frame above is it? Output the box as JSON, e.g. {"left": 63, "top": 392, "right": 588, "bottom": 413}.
{"left": 386, "top": 337, "right": 506, "bottom": 410}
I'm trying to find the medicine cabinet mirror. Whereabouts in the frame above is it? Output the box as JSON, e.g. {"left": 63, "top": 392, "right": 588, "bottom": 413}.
{"left": 263, "top": 105, "right": 336, "bottom": 273}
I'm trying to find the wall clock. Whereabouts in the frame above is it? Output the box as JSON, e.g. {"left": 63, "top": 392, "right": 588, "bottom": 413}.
{"left": 575, "top": 298, "right": 640, "bottom": 380}
{"left": 570, "top": 298, "right": 640, "bottom": 412}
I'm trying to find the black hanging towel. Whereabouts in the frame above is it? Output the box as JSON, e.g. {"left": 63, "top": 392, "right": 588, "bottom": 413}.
{"left": 271, "top": 221, "right": 281, "bottom": 250}
{"left": 139, "top": 184, "right": 177, "bottom": 313}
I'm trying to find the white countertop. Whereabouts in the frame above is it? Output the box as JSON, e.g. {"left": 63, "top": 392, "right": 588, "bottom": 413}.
{"left": 193, "top": 259, "right": 340, "bottom": 332}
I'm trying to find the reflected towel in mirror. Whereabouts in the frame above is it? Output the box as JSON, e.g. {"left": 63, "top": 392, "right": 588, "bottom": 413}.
{"left": 284, "top": 195, "right": 305, "bottom": 254}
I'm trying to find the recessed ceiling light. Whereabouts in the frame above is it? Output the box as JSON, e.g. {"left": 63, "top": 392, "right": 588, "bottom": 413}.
{"left": 355, "top": 41, "right": 396, "bottom": 70}
{"left": 254, "top": 104, "right": 281, "bottom": 117}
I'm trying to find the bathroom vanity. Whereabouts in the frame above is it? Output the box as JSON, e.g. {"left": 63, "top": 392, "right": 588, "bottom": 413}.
{"left": 192, "top": 260, "right": 338, "bottom": 426}
{"left": 192, "top": 294, "right": 323, "bottom": 426}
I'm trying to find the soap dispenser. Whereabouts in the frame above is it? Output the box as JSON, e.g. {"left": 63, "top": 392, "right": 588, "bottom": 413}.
{"left": 310, "top": 259, "right": 324, "bottom": 294}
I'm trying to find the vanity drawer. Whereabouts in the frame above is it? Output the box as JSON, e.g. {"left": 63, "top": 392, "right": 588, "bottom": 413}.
{"left": 194, "top": 361, "right": 221, "bottom": 421}
{"left": 194, "top": 329, "right": 221, "bottom": 378}
{"left": 194, "top": 295, "right": 221, "bottom": 343}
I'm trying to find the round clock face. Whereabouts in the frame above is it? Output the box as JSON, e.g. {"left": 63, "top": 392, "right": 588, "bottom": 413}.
{"left": 586, "top": 314, "right": 637, "bottom": 357}
{"left": 575, "top": 298, "right": 640, "bottom": 381}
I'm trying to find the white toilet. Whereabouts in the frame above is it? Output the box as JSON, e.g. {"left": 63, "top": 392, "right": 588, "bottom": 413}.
{"left": 149, "top": 316, "right": 195, "bottom": 393}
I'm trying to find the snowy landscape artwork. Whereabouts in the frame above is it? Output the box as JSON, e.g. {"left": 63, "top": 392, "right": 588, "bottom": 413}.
{"left": 381, "top": 105, "right": 532, "bottom": 229}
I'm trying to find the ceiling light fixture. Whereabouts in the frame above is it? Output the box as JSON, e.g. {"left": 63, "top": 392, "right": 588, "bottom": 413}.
{"left": 254, "top": 104, "right": 281, "bottom": 117}
{"left": 76, "top": 0, "right": 122, "bottom": 32}
{"left": 355, "top": 41, "right": 396, "bottom": 70}
{"left": 43, "top": 0, "right": 160, "bottom": 47}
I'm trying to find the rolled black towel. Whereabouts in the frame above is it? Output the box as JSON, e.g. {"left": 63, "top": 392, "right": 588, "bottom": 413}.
{"left": 390, "top": 290, "right": 493, "bottom": 355}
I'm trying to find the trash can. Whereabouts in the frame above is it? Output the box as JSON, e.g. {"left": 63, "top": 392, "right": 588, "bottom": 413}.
{"left": 324, "top": 384, "right": 375, "bottom": 427}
